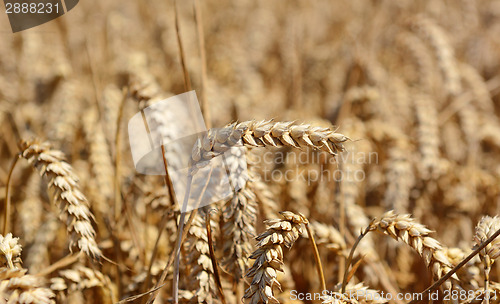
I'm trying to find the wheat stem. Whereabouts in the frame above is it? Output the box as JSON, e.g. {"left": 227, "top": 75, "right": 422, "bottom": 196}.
{"left": 305, "top": 222, "right": 326, "bottom": 292}
{"left": 2, "top": 155, "right": 18, "bottom": 235}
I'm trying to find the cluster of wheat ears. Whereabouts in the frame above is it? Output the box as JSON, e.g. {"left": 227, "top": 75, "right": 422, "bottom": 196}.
{"left": 1, "top": 0, "right": 500, "bottom": 303}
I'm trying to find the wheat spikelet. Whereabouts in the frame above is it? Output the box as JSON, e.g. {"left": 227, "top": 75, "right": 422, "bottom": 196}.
{"left": 222, "top": 185, "right": 257, "bottom": 283}
{"left": 47, "top": 79, "right": 85, "bottom": 145}
{"left": 244, "top": 211, "right": 307, "bottom": 304}
{"left": 383, "top": 140, "right": 415, "bottom": 213}
{"left": 191, "top": 120, "right": 349, "bottom": 166}
{"left": 458, "top": 63, "right": 494, "bottom": 114}
{"left": 53, "top": 264, "right": 115, "bottom": 302}
{"left": 0, "top": 233, "right": 22, "bottom": 269}
{"left": 101, "top": 84, "right": 123, "bottom": 144}
{"left": 0, "top": 268, "right": 55, "bottom": 304}
{"left": 20, "top": 140, "right": 102, "bottom": 259}
{"left": 387, "top": 76, "right": 413, "bottom": 129}
{"left": 83, "top": 109, "right": 114, "bottom": 215}
{"left": 373, "top": 211, "right": 457, "bottom": 290}
{"left": 413, "top": 92, "right": 442, "bottom": 180}
{"left": 474, "top": 216, "right": 500, "bottom": 262}
{"left": 180, "top": 207, "right": 220, "bottom": 304}
{"left": 410, "top": 16, "right": 462, "bottom": 97}
{"left": 396, "top": 31, "right": 436, "bottom": 93}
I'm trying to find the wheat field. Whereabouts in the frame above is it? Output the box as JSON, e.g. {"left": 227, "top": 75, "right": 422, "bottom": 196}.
{"left": 1, "top": 0, "right": 500, "bottom": 303}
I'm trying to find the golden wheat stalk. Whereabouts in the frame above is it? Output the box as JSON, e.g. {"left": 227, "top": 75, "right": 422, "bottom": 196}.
{"left": 20, "top": 140, "right": 102, "bottom": 260}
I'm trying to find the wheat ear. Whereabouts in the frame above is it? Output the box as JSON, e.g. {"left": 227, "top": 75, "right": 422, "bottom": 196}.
{"left": 20, "top": 140, "right": 102, "bottom": 259}
{"left": 474, "top": 216, "right": 500, "bottom": 304}
{"left": 222, "top": 186, "right": 258, "bottom": 283}
{"left": 192, "top": 120, "right": 349, "bottom": 165}
{"left": 244, "top": 211, "right": 307, "bottom": 304}
{"left": 0, "top": 233, "right": 22, "bottom": 269}
{"left": 0, "top": 268, "right": 55, "bottom": 304}
{"left": 373, "top": 211, "right": 457, "bottom": 290}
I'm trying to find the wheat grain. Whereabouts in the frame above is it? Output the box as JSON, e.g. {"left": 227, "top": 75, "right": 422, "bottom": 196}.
{"left": 20, "top": 140, "right": 102, "bottom": 259}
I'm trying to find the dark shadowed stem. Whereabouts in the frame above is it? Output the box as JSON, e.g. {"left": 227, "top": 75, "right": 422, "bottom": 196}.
{"left": 408, "top": 227, "right": 500, "bottom": 304}
{"left": 145, "top": 208, "right": 197, "bottom": 304}
{"left": 206, "top": 209, "right": 227, "bottom": 304}
{"left": 305, "top": 222, "right": 326, "bottom": 292}
{"left": 341, "top": 222, "right": 374, "bottom": 294}
{"left": 142, "top": 212, "right": 170, "bottom": 294}
{"left": 3, "top": 155, "right": 19, "bottom": 235}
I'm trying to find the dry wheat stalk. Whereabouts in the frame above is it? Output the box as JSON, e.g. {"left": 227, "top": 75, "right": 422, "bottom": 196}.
{"left": 191, "top": 120, "right": 349, "bottom": 167}
{"left": 20, "top": 140, "right": 101, "bottom": 259}
{"left": 0, "top": 268, "right": 55, "bottom": 304}
{"left": 373, "top": 211, "right": 457, "bottom": 290}
{"left": 244, "top": 211, "right": 307, "bottom": 304}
